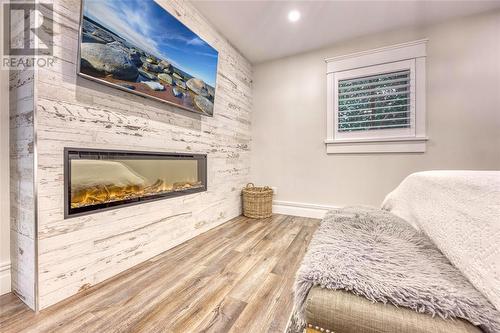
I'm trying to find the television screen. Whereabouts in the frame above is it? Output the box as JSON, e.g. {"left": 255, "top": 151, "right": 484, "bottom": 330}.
{"left": 78, "top": 0, "right": 219, "bottom": 116}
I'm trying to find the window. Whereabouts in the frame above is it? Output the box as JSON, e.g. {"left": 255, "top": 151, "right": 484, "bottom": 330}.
{"left": 325, "top": 40, "right": 428, "bottom": 153}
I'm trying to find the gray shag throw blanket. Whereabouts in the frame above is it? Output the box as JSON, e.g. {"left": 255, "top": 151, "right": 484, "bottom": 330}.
{"left": 288, "top": 206, "right": 500, "bottom": 333}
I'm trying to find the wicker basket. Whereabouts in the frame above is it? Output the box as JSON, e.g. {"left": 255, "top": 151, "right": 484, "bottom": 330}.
{"left": 242, "top": 183, "right": 273, "bottom": 219}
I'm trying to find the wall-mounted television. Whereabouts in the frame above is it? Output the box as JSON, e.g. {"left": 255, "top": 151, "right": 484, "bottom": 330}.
{"left": 77, "top": 0, "right": 219, "bottom": 116}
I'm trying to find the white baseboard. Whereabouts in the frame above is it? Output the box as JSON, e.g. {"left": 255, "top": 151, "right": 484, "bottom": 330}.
{"left": 273, "top": 200, "right": 338, "bottom": 219}
{"left": 0, "top": 261, "right": 11, "bottom": 295}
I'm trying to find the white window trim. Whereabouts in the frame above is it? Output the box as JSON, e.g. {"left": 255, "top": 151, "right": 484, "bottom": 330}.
{"left": 325, "top": 39, "right": 428, "bottom": 154}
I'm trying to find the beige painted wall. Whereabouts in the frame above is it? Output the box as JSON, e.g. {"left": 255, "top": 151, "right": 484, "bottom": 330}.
{"left": 251, "top": 11, "right": 500, "bottom": 207}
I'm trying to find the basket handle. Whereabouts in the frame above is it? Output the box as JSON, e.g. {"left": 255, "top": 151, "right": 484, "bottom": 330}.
{"left": 246, "top": 183, "right": 255, "bottom": 188}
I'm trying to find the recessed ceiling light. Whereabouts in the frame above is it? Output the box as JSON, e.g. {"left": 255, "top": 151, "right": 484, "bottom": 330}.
{"left": 288, "top": 10, "right": 301, "bottom": 22}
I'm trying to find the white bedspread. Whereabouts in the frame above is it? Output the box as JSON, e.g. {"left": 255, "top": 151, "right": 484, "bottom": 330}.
{"left": 382, "top": 170, "right": 500, "bottom": 311}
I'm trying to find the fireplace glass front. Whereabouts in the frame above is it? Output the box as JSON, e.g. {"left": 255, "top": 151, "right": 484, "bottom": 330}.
{"left": 65, "top": 148, "right": 207, "bottom": 218}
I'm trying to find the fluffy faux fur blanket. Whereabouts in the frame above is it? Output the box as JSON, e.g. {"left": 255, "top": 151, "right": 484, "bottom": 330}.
{"left": 287, "top": 206, "right": 500, "bottom": 333}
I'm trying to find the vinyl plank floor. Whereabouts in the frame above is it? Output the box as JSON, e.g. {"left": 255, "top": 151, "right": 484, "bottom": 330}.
{"left": 0, "top": 214, "right": 320, "bottom": 333}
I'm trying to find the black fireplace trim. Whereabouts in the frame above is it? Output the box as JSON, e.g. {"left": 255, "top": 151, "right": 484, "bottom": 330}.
{"left": 64, "top": 147, "right": 207, "bottom": 219}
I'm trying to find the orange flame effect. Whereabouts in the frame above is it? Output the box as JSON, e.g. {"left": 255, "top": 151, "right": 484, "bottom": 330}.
{"left": 71, "top": 179, "right": 202, "bottom": 208}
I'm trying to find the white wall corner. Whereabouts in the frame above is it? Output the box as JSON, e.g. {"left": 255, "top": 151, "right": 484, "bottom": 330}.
{"left": 0, "top": 261, "right": 11, "bottom": 295}
{"left": 273, "top": 200, "right": 338, "bottom": 219}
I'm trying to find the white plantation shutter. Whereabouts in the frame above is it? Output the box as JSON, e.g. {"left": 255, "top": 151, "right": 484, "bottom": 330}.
{"left": 337, "top": 70, "right": 411, "bottom": 132}
{"left": 325, "top": 40, "right": 427, "bottom": 153}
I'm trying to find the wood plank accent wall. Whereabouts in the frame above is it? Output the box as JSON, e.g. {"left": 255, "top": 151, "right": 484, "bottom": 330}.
{"left": 9, "top": 2, "right": 37, "bottom": 308}
{"left": 10, "top": 68, "right": 36, "bottom": 310}
{"left": 11, "top": 0, "right": 252, "bottom": 310}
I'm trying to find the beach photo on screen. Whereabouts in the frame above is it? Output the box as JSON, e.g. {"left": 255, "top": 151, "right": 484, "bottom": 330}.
{"left": 78, "top": 0, "right": 218, "bottom": 116}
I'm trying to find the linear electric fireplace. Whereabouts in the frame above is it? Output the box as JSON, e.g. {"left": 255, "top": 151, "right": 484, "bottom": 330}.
{"left": 64, "top": 148, "right": 207, "bottom": 218}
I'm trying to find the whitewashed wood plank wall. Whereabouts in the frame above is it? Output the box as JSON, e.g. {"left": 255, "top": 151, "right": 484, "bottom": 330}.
{"left": 9, "top": 4, "right": 37, "bottom": 309}
{"left": 10, "top": 68, "right": 36, "bottom": 310}
{"left": 10, "top": 0, "right": 252, "bottom": 310}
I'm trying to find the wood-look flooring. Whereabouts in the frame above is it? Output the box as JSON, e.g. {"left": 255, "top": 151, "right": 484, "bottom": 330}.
{"left": 0, "top": 214, "right": 319, "bottom": 333}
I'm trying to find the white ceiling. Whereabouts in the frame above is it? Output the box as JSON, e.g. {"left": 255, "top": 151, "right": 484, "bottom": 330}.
{"left": 191, "top": 1, "right": 500, "bottom": 64}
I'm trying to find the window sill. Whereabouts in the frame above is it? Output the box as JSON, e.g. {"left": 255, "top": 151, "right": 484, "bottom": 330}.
{"left": 325, "top": 137, "right": 428, "bottom": 154}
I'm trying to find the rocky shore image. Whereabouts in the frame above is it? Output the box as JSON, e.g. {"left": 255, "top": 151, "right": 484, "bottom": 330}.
{"left": 79, "top": 0, "right": 218, "bottom": 116}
